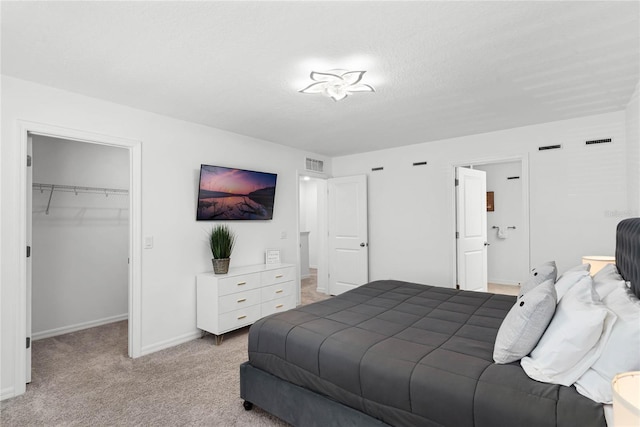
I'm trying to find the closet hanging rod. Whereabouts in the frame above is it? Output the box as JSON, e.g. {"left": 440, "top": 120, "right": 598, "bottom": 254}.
{"left": 33, "top": 183, "right": 128, "bottom": 196}
{"left": 34, "top": 183, "right": 128, "bottom": 215}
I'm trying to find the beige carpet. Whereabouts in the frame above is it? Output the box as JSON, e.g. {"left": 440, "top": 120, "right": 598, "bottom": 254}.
{"left": 1, "top": 275, "right": 329, "bottom": 427}
{"left": 2, "top": 321, "right": 288, "bottom": 427}
{"left": 488, "top": 282, "right": 520, "bottom": 296}
{"left": 301, "top": 268, "right": 331, "bottom": 304}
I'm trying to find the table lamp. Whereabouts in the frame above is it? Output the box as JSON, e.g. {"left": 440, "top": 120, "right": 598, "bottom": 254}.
{"left": 612, "top": 371, "right": 640, "bottom": 426}
{"left": 582, "top": 255, "right": 616, "bottom": 276}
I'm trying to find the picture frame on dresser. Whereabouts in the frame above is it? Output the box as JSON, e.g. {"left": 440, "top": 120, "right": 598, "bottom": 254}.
{"left": 196, "top": 263, "right": 295, "bottom": 345}
{"left": 265, "top": 248, "right": 281, "bottom": 265}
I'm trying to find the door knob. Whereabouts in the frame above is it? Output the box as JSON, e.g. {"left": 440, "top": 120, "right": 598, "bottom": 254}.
{"left": 360, "top": 242, "right": 366, "bottom": 247}
{"left": 484, "top": 242, "right": 490, "bottom": 246}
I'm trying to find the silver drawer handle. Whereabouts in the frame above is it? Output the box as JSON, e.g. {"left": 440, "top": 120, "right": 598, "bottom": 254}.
{"left": 276, "top": 304, "right": 284, "bottom": 309}
{"left": 237, "top": 298, "right": 246, "bottom": 303}
{"left": 275, "top": 274, "right": 284, "bottom": 278}
{"left": 237, "top": 315, "right": 247, "bottom": 320}
{"left": 275, "top": 289, "right": 283, "bottom": 294}
{"left": 237, "top": 282, "right": 246, "bottom": 286}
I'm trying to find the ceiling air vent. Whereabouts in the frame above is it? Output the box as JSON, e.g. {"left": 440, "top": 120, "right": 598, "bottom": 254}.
{"left": 305, "top": 158, "right": 324, "bottom": 173}
{"left": 585, "top": 138, "right": 612, "bottom": 145}
{"left": 538, "top": 144, "right": 562, "bottom": 151}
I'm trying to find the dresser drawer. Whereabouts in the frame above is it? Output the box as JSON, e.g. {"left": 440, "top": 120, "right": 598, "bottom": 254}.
{"left": 261, "top": 280, "right": 294, "bottom": 302}
{"left": 218, "top": 304, "right": 262, "bottom": 333}
{"left": 218, "top": 288, "right": 261, "bottom": 315}
{"left": 261, "top": 294, "right": 295, "bottom": 317}
{"left": 261, "top": 267, "right": 294, "bottom": 286}
{"left": 196, "top": 263, "right": 296, "bottom": 341}
{"left": 217, "top": 273, "right": 261, "bottom": 296}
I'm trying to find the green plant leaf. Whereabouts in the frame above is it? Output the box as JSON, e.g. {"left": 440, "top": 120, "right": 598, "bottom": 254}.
{"left": 208, "top": 224, "right": 236, "bottom": 259}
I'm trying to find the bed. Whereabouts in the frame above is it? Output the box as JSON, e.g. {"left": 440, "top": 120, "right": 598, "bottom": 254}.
{"left": 240, "top": 218, "right": 640, "bottom": 426}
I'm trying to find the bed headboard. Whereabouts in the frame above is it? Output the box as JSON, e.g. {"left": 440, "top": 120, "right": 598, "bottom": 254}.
{"left": 616, "top": 217, "right": 640, "bottom": 298}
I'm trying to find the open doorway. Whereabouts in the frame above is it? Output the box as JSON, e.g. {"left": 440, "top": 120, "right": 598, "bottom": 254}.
{"left": 28, "top": 135, "right": 129, "bottom": 385}
{"left": 31, "top": 135, "right": 129, "bottom": 340}
{"left": 453, "top": 157, "right": 530, "bottom": 295}
{"left": 297, "top": 173, "right": 369, "bottom": 299}
{"left": 15, "top": 121, "right": 142, "bottom": 397}
{"left": 298, "top": 175, "right": 329, "bottom": 301}
{"left": 474, "top": 161, "right": 527, "bottom": 293}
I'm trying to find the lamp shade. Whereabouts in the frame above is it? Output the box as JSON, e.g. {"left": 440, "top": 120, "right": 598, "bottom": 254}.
{"left": 612, "top": 371, "right": 640, "bottom": 427}
{"left": 582, "top": 255, "right": 616, "bottom": 276}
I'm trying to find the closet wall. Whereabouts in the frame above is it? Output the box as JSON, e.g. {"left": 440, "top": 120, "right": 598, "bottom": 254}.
{"left": 32, "top": 136, "right": 129, "bottom": 339}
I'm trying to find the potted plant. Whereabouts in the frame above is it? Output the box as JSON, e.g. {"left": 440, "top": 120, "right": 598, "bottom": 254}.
{"left": 208, "top": 224, "right": 236, "bottom": 274}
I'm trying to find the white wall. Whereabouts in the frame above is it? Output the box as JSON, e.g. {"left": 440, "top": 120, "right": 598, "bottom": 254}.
{"left": 627, "top": 82, "right": 640, "bottom": 214}
{"left": 333, "top": 111, "right": 629, "bottom": 287}
{"left": 32, "top": 136, "right": 129, "bottom": 339}
{"left": 474, "top": 162, "right": 524, "bottom": 286}
{"left": 1, "top": 76, "right": 331, "bottom": 399}
{"left": 299, "top": 179, "right": 319, "bottom": 268}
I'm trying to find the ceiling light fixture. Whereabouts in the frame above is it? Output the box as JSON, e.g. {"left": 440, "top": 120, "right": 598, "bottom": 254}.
{"left": 299, "top": 70, "right": 375, "bottom": 102}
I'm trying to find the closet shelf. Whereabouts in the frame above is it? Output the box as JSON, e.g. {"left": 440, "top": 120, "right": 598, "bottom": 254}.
{"left": 33, "top": 183, "right": 128, "bottom": 215}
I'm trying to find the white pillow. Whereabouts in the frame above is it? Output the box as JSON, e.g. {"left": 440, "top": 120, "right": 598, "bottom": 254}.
{"left": 520, "top": 275, "right": 617, "bottom": 386}
{"left": 493, "top": 280, "right": 557, "bottom": 364}
{"left": 519, "top": 261, "right": 557, "bottom": 296}
{"left": 558, "top": 263, "right": 590, "bottom": 280}
{"left": 574, "top": 287, "right": 640, "bottom": 403}
{"left": 555, "top": 269, "right": 591, "bottom": 302}
{"left": 592, "top": 263, "right": 625, "bottom": 300}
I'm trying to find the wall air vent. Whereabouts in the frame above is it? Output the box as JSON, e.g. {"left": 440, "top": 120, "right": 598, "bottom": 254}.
{"left": 412, "top": 161, "right": 428, "bottom": 166}
{"left": 305, "top": 158, "right": 324, "bottom": 173}
{"left": 585, "top": 138, "right": 612, "bottom": 145}
{"left": 371, "top": 167, "right": 384, "bottom": 172}
{"left": 538, "top": 144, "right": 562, "bottom": 151}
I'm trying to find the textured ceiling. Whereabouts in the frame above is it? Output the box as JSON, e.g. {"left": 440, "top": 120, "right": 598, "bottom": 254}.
{"left": 2, "top": 1, "right": 638, "bottom": 157}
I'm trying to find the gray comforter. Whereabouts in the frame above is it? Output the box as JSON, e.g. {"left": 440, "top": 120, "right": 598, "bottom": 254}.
{"left": 248, "top": 280, "right": 605, "bottom": 427}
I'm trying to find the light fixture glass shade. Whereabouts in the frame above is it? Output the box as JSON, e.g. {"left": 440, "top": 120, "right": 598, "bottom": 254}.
{"left": 612, "top": 371, "right": 640, "bottom": 427}
{"left": 582, "top": 255, "right": 616, "bottom": 276}
{"left": 299, "top": 70, "right": 375, "bottom": 101}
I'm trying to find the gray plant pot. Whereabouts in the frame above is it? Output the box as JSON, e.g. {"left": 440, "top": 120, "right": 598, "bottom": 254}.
{"left": 212, "top": 258, "right": 230, "bottom": 274}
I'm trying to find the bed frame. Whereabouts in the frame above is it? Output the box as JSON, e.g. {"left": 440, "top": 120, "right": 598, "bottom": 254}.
{"left": 240, "top": 217, "right": 640, "bottom": 426}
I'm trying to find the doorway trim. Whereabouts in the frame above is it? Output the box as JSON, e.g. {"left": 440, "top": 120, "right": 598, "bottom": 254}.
{"left": 450, "top": 154, "right": 530, "bottom": 289}
{"left": 15, "top": 120, "right": 142, "bottom": 395}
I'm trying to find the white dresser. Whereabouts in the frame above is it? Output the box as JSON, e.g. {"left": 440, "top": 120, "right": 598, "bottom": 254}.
{"left": 196, "top": 263, "right": 296, "bottom": 344}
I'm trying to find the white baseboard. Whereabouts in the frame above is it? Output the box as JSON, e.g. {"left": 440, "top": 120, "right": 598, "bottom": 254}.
{"left": 141, "top": 330, "right": 201, "bottom": 357}
{"left": 316, "top": 286, "right": 327, "bottom": 294}
{"left": 32, "top": 313, "right": 128, "bottom": 341}
{"left": 1, "top": 386, "right": 16, "bottom": 401}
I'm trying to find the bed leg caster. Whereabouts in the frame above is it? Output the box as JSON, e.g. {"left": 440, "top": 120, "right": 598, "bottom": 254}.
{"left": 243, "top": 401, "right": 253, "bottom": 411}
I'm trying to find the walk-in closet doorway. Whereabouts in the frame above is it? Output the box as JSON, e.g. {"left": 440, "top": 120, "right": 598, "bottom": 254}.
{"left": 13, "top": 121, "right": 143, "bottom": 397}
{"left": 29, "top": 135, "right": 130, "bottom": 377}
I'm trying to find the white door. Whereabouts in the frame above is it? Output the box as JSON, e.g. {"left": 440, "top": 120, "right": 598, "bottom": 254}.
{"left": 456, "top": 167, "right": 488, "bottom": 292}
{"left": 26, "top": 135, "right": 33, "bottom": 383}
{"left": 328, "top": 175, "right": 368, "bottom": 295}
